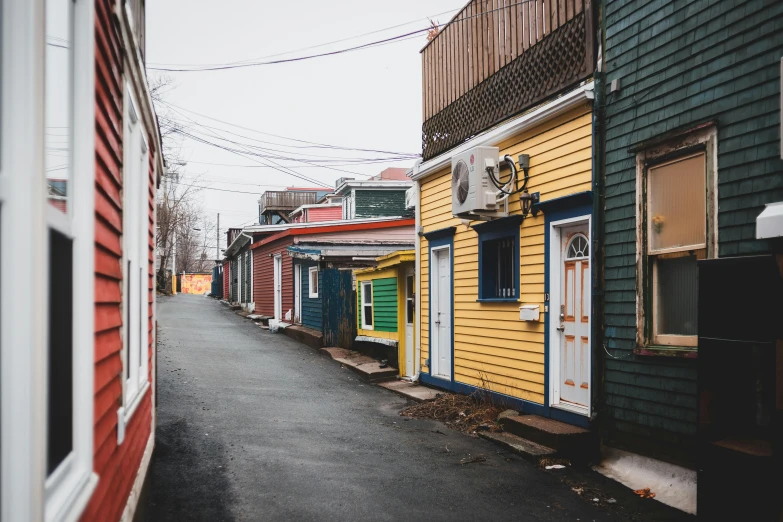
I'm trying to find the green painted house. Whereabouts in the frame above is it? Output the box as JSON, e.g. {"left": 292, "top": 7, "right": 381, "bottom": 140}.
{"left": 335, "top": 168, "right": 413, "bottom": 219}
{"left": 600, "top": 0, "right": 783, "bottom": 465}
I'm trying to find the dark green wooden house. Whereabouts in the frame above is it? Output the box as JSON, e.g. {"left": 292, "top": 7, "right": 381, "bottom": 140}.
{"left": 334, "top": 173, "right": 413, "bottom": 220}
{"left": 600, "top": 0, "right": 783, "bottom": 465}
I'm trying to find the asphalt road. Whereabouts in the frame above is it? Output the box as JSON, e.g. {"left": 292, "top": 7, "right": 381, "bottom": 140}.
{"left": 145, "top": 294, "right": 631, "bottom": 522}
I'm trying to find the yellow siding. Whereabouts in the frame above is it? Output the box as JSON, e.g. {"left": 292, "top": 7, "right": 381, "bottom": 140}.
{"left": 419, "top": 105, "right": 592, "bottom": 405}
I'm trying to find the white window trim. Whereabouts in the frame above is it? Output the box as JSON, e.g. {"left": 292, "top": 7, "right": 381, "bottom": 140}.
{"left": 118, "top": 80, "right": 150, "bottom": 443}
{"left": 635, "top": 126, "right": 718, "bottom": 349}
{"left": 21, "top": 0, "right": 99, "bottom": 519}
{"left": 361, "top": 281, "right": 374, "bottom": 330}
{"left": 308, "top": 266, "right": 319, "bottom": 298}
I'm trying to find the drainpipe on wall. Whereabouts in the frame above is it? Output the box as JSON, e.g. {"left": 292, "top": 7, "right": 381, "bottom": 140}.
{"left": 411, "top": 163, "right": 423, "bottom": 383}
{"left": 591, "top": 0, "right": 607, "bottom": 427}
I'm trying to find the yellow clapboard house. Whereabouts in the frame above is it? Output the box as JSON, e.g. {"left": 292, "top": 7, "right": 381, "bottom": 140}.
{"left": 410, "top": 86, "right": 596, "bottom": 427}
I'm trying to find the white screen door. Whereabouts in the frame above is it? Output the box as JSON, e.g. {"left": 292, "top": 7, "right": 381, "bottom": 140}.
{"left": 430, "top": 247, "right": 452, "bottom": 379}
{"left": 554, "top": 223, "right": 590, "bottom": 412}
{"left": 404, "top": 268, "right": 414, "bottom": 377}
{"left": 273, "top": 255, "right": 282, "bottom": 320}
{"left": 294, "top": 264, "right": 301, "bottom": 324}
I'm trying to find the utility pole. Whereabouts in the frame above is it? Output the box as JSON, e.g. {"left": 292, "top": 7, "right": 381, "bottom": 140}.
{"left": 216, "top": 212, "right": 220, "bottom": 262}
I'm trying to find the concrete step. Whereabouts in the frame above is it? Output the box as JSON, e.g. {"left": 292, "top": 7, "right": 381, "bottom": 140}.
{"left": 320, "top": 347, "right": 397, "bottom": 383}
{"left": 498, "top": 414, "right": 598, "bottom": 463}
{"left": 377, "top": 380, "right": 440, "bottom": 402}
{"left": 478, "top": 431, "right": 556, "bottom": 464}
{"left": 283, "top": 325, "right": 323, "bottom": 350}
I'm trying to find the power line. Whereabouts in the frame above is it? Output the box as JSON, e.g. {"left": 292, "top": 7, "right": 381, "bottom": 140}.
{"left": 146, "top": 7, "right": 460, "bottom": 68}
{"left": 147, "top": 1, "right": 536, "bottom": 73}
{"left": 156, "top": 99, "right": 419, "bottom": 157}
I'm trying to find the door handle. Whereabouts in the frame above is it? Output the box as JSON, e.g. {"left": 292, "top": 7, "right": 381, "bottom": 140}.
{"left": 556, "top": 324, "right": 565, "bottom": 332}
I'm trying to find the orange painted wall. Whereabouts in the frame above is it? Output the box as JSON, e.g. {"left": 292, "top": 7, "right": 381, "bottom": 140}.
{"left": 180, "top": 273, "right": 212, "bottom": 294}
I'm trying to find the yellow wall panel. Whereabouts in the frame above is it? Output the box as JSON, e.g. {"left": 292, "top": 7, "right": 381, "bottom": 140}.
{"left": 418, "top": 104, "right": 593, "bottom": 406}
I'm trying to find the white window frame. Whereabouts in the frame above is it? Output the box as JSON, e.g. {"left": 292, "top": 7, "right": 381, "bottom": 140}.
{"left": 361, "top": 281, "right": 374, "bottom": 330}
{"left": 118, "top": 82, "right": 150, "bottom": 444}
{"left": 308, "top": 266, "right": 319, "bottom": 298}
{"left": 635, "top": 126, "right": 718, "bottom": 349}
{"left": 0, "top": 0, "right": 98, "bottom": 519}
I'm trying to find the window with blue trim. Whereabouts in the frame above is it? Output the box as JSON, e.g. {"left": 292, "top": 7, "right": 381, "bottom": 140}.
{"left": 476, "top": 216, "right": 521, "bottom": 301}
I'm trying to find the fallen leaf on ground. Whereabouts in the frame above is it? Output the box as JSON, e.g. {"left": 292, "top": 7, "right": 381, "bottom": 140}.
{"left": 633, "top": 487, "right": 656, "bottom": 499}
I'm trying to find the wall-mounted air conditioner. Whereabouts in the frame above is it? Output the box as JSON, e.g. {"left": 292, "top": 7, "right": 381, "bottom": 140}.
{"left": 451, "top": 146, "right": 506, "bottom": 218}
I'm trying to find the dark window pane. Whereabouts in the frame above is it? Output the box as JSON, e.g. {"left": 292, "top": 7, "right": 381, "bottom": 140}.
{"left": 48, "top": 229, "right": 73, "bottom": 475}
{"left": 656, "top": 255, "right": 698, "bottom": 336}
{"left": 364, "top": 305, "right": 373, "bottom": 327}
{"left": 481, "top": 236, "right": 516, "bottom": 299}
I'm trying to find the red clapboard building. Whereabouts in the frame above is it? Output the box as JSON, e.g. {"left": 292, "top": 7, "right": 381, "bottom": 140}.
{"left": 0, "top": 1, "right": 162, "bottom": 521}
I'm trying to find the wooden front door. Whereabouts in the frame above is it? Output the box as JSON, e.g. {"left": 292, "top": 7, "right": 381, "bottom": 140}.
{"left": 555, "top": 224, "right": 591, "bottom": 412}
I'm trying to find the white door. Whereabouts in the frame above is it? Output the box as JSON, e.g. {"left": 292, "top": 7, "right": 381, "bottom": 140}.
{"left": 404, "top": 268, "right": 415, "bottom": 377}
{"left": 430, "top": 247, "right": 452, "bottom": 379}
{"left": 294, "top": 264, "right": 302, "bottom": 324}
{"left": 273, "top": 255, "right": 282, "bottom": 320}
{"left": 554, "top": 223, "right": 591, "bottom": 412}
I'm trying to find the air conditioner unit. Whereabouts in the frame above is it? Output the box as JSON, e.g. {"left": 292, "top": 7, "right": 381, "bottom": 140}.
{"left": 451, "top": 146, "right": 506, "bottom": 218}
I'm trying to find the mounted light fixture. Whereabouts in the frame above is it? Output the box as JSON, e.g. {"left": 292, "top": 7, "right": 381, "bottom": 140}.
{"left": 520, "top": 191, "right": 540, "bottom": 216}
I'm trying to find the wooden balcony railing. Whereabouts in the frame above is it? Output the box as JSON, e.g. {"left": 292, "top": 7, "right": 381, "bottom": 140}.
{"left": 259, "top": 191, "right": 320, "bottom": 212}
{"left": 421, "top": 0, "right": 594, "bottom": 160}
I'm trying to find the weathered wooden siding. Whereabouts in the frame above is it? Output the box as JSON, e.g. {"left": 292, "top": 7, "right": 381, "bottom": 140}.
{"left": 84, "top": 0, "right": 155, "bottom": 518}
{"left": 306, "top": 206, "right": 342, "bottom": 222}
{"left": 298, "top": 260, "right": 322, "bottom": 331}
{"left": 252, "top": 236, "right": 294, "bottom": 318}
{"left": 602, "top": 0, "right": 783, "bottom": 460}
{"left": 295, "top": 225, "right": 415, "bottom": 245}
{"left": 354, "top": 190, "right": 412, "bottom": 218}
{"left": 322, "top": 268, "right": 357, "bottom": 348}
{"left": 420, "top": 105, "right": 592, "bottom": 404}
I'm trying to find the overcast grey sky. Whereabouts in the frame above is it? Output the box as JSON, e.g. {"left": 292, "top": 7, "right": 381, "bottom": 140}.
{"left": 147, "top": 0, "right": 459, "bottom": 241}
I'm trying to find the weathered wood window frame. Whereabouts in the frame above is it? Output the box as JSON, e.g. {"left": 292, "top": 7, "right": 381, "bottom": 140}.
{"left": 635, "top": 126, "right": 718, "bottom": 352}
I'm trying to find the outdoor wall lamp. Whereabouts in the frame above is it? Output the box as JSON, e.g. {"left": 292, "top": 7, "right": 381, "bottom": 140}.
{"left": 520, "top": 190, "right": 539, "bottom": 216}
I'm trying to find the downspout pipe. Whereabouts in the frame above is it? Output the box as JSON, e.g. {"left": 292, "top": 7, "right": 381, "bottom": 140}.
{"left": 410, "top": 162, "right": 423, "bottom": 383}
{"left": 591, "top": 0, "right": 607, "bottom": 426}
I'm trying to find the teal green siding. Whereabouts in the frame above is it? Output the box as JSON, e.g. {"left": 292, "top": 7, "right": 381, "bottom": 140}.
{"left": 354, "top": 190, "right": 413, "bottom": 218}
{"left": 603, "top": 0, "right": 783, "bottom": 461}
{"left": 298, "top": 260, "right": 322, "bottom": 332}
{"left": 372, "top": 278, "right": 398, "bottom": 332}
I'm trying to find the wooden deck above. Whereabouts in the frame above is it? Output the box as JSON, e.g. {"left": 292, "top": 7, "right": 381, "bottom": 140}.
{"left": 421, "top": 0, "right": 594, "bottom": 160}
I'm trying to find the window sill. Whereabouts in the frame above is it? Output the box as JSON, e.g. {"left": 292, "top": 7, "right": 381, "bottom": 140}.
{"left": 633, "top": 345, "right": 698, "bottom": 359}
{"left": 117, "top": 380, "right": 150, "bottom": 445}
{"left": 476, "top": 298, "right": 520, "bottom": 303}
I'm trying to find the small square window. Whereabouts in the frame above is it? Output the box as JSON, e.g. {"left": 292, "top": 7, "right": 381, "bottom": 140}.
{"left": 476, "top": 217, "right": 521, "bottom": 301}
{"left": 308, "top": 266, "right": 319, "bottom": 298}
